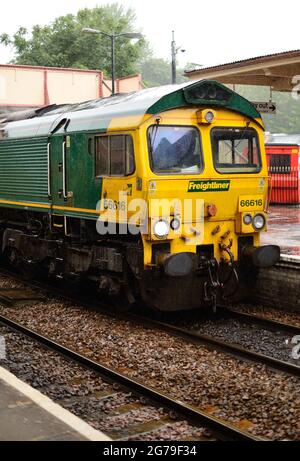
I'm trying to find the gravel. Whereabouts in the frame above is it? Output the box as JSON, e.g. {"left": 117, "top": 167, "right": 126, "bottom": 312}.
{"left": 229, "top": 303, "right": 300, "bottom": 328}
{"left": 126, "top": 421, "right": 213, "bottom": 441}
{"left": 0, "top": 277, "right": 26, "bottom": 290}
{"left": 0, "top": 324, "right": 209, "bottom": 441}
{"left": 183, "top": 317, "right": 299, "bottom": 364}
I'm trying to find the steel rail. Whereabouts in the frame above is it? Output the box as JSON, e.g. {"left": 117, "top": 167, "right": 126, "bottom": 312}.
{"left": 135, "top": 317, "right": 300, "bottom": 378}
{"left": 219, "top": 307, "right": 300, "bottom": 336}
{"left": 0, "top": 313, "right": 264, "bottom": 442}
{"left": 0, "top": 267, "right": 299, "bottom": 377}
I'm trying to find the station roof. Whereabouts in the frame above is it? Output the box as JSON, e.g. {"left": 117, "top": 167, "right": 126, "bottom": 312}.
{"left": 185, "top": 50, "right": 300, "bottom": 92}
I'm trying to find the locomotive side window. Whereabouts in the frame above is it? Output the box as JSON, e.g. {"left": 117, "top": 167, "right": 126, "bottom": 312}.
{"left": 111, "top": 136, "right": 126, "bottom": 176}
{"left": 95, "top": 137, "right": 109, "bottom": 176}
{"left": 211, "top": 128, "right": 261, "bottom": 174}
{"left": 95, "top": 135, "right": 135, "bottom": 177}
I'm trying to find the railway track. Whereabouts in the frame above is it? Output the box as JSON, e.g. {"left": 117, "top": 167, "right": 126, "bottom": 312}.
{"left": 0, "top": 267, "right": 299, "bottom": 379}
{"left": 136, "top": 315, "right": 300, "bottom": 378}
{"left": 0, "top": 268, "right": 299, "bottom": 440}
{"left": 220, "top": 307, "right": 300, "bottom": 337}
{"left": 0, "top": 312, "right": 263, "bottom": 441}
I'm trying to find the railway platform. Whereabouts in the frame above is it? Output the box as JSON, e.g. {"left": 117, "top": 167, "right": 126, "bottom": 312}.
{"left": 262, "top": 205, "right": 300, "bottom": 256}
{"left": 0, "top": 366, "right": 110, "bottom": 441}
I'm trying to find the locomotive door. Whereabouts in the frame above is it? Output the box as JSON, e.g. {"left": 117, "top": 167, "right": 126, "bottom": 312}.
{"left": 98, "top": 134, "right": 138, "bottom": 227}
{"left": 49, "top": 134, "right": 72, "bottom": 229}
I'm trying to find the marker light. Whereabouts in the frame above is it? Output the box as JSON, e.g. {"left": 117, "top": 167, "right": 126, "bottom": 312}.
{"left": 243, "top": 214, "right": 253, "bottom": 225}
{"left": 170, "top": 218, "right": 181, "bottom": 231}
{"left": 253, "top": 214, "right": 266, "bottom": 231}
{"left": 154, "top": 220, "right": 169, "bottom": 238}
{"left": 197, "top": 109, "right": 216, "bottom": 125}
{"left": 205, "top": 111, "right": 215, "bottom": 123}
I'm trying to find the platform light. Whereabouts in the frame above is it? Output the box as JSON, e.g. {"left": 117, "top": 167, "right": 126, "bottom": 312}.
{"left": 154, "top": 220, "right": 169, "bottom": 238}
{"left": 82, "top": 28, "right": 143, "bottom": 95}
{"left": 253, "top": 214, "right": 266, "bottom": 231}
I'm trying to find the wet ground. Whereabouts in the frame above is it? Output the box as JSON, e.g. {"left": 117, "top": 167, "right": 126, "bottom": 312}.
{"left": 262, "top": 206, "right": 300, "bottom": 256}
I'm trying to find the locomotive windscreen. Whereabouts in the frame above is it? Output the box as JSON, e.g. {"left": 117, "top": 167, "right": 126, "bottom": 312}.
{"left": 148, "top": 126, "right": 203, "bottom": 174}
{"left": 211, "top": 127, "right": 262, "bottom": 174}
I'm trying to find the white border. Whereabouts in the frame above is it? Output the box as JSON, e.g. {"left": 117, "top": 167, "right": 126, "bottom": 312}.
{"left": 281, "top": 254, "right": 300, "bottom": 264}
{"left": 0, "top": 366, "right": 111, "bottom": 441}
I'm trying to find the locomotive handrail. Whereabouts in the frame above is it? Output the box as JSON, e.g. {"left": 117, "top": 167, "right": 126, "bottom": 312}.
{"left": 62, "top": 141, "right": 67, "bottom": 199}
{"left": 47, "top": 142, "right": 51, "bottom": 197}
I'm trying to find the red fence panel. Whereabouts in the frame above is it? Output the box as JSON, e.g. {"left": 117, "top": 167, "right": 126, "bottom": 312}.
{"left": 266, "top": 143, "right": 300, "bottom": 205}
{"left": 268, "top": 165, "right": 300, "bottom": 204}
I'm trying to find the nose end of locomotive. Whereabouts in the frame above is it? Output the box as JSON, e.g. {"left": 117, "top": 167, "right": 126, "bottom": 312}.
{"left": 243, "top": 245, "right": 281, "bottom": 268}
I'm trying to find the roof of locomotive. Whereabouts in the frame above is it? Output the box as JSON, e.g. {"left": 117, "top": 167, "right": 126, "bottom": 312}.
{"left": 0, "top": 80, "right": 262, "bottom": 140}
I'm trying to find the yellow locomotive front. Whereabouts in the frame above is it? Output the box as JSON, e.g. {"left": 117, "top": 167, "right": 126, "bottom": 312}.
{"left": 99, "top": 80, "right": 280, "bottom": 311}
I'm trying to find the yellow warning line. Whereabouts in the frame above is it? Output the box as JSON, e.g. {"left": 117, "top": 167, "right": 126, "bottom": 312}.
{"left": 54, "top": 205, "right": 100, "bottom": 214}
{"left": 0, "top": 199, "right": 100, "bottom": 214}
{"left": 0, "top": 199, "right": 50, "bottom": 209}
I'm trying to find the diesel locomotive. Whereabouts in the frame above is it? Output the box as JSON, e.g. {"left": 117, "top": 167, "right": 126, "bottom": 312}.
{"left": 0, "top": 80, "right": 280, "bottom": 311}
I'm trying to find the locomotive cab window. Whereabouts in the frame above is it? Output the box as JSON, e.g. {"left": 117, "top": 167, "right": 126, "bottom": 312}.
{"left": 211, "top": 128, "right": 261, "bottom": 174}
{"left": 95, "top": 135, "right": 135, "bottom": 177}
{"left": 148, "top": 125, "right": 203, "bottom": 175}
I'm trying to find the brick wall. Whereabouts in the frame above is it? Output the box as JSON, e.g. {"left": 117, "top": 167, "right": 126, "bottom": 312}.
{"left": 252, "top": 256, "right": 300, "bottom": 311}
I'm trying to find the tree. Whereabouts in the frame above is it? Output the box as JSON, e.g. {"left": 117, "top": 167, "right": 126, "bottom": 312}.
{"left": 0, "top": 3, "right": 147, "bottom": 78}
{"left": 138, "top": 57, "right": 187, "bottom": 88}
{"left": 1, "top": 4, "right": 189, "bottom": 87}
{"left": 237, "top": 85, "right": 300, "bottom": 134}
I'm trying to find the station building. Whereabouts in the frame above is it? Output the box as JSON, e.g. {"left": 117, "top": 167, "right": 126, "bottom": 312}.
{"left": 184, "top": 49, "right": 300, "bottom": 91}
{"left": 0, "top": 64, "right": 142, "bottom": 115}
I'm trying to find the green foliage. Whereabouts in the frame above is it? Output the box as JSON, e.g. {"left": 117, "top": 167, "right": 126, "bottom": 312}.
{"left": 0, "top": 3, "right": 147, "bottom": 78}
{"left": 237, "top": 85, "right": 300, "bottom": 134}
{"left": 138, "top": 57, "right": 187, "bottom": 88}
{"left": 0, "top": 2, "right": 187, "bottom": 88}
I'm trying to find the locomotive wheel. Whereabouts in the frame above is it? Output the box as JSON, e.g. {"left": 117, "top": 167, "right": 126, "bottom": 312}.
{"left": 3, "top": 247, "right": 22, "bottom": 271}
{"left": 111, "top": 285, "right": 137, "bottom": 313}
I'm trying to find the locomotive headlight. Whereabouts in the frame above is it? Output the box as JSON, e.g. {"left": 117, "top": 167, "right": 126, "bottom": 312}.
{"left": 243, "top": 214, "right": 253, "bottom": 225}
{"left": 154, "top": 220, "right": 169, "bottom": 238}
{"left": 253, "top": 214, "right": 266, "bottom": 231}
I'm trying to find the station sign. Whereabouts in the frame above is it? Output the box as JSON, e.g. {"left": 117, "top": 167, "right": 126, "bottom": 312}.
{"left": 252, "top": 101, "right": 277, "bottom": 114}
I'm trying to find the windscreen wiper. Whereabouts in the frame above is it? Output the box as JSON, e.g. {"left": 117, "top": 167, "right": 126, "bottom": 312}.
{"left": 149, "top": 118, "right": 161, "bottom": 155}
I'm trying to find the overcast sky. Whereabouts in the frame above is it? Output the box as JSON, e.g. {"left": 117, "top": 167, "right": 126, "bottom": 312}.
{"left": 0, "top": 0, "right": 299, "bottom": 69}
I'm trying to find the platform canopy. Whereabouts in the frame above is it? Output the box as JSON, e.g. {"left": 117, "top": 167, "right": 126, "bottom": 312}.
{"left": 185, "top": 50, "right": 300, "bottom": 92}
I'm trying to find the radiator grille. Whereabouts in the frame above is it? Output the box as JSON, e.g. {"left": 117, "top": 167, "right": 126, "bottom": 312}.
{"left": 0, "top": 137, "right": 49, "bottom": 201}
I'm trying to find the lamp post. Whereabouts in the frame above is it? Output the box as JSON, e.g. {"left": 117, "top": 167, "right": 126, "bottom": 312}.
{"left": 82, "top": 28, "right": 143, "bottom": 94}
{"left": 171, "top": 30, "right": 186, "bottom": 84}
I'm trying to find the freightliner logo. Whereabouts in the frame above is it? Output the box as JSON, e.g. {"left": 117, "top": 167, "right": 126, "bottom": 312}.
{"left": 188, "top": 180, "right": 231, "bottom": 192}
